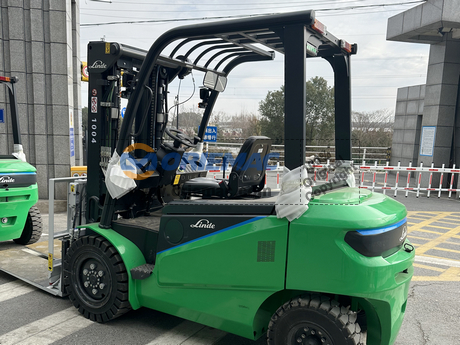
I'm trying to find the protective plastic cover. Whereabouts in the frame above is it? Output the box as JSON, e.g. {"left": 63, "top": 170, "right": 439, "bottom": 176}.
{"left": 105, "top": 151, "right": 136, "bottom": 199}
{"left": 12, "top": 144, "right": 26, "bottom": 162}
{"left": 275, "top": 165, "right": 312, "bottom": 221}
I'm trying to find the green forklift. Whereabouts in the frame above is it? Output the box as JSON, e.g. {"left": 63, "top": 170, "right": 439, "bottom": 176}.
{"left": 0, "top": 76, "right": 42, "bottom": 245}
{"left": 0, "top": 10, "right": 412, "bottom": 345}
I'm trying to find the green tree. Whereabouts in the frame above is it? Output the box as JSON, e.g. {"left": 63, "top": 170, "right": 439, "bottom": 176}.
{"left": 305, "top": 76, "right": 335, "bottom": 145}
{"left": 258, "top": 77, "right": 335, "bottom": 145}
{"left": 258, "top": 86, "right": 285, "bottom": 144}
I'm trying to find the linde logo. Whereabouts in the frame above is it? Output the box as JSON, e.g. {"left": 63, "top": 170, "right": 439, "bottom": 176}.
{"left": 399, "top": 224, "right": 408, "bottom": 242}
{"left": 89, "top": 60, "right": 107, "bottom": 69}
{"left": 0, "top": 176, "right": 15, "bottom": 183}
{"left": 190, "top": 219, "right": 215, "bottom": 229}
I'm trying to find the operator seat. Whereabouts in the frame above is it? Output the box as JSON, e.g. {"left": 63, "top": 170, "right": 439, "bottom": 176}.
{"left": 181, "top": 136, "right": 272, "bottom": 198}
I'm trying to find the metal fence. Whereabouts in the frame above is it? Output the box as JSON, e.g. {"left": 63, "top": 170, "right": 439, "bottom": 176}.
{"left": 204, "top": 160, "right": 460, "bottom": 199}
{"left": 205, "top": 142, "right": 390, "bottom": 166}
{"left": 357, "top": 162, "right": 460, "bottom": 198}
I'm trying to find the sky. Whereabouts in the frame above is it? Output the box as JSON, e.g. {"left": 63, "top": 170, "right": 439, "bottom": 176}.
{"left": 79, "top": 0, "right": 430, "bottom": 118}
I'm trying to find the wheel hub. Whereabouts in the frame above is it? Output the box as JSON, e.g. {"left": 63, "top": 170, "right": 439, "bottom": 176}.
{"left": 290, "top": 325, "right": 332, "bottom": 345}
{"left": 79, "top": 259, "right": 108, "bottom": 299}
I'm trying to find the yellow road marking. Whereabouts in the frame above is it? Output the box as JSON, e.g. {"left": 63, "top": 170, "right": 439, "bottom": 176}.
{"left": 416, "top": 253, "right": 460, "bottom": 263}
{"left": 407, "top": 213, "right": 460, "bottom": 281}
{"left": 432, "top": 246, "right": 460, "bottom": 254}
{"left": 407, "top": 235, "right": 430, "bottom": 241}
{"left": 410, "top": 229, "right": 444, "bottom": 235}
{"left": 413, "top": 263, "right": 445, "bottom": 272}
{"left": 412, "top": 267, "right": 460, "bottom": 281}
{"left": 414, "top": 221, "right": 460, "bottom": 256}
{"left": 433, "top": 220, "right": 460, "bottom": 225}
{"left": 420, "top": 224, "right": 454, "bottom": 230}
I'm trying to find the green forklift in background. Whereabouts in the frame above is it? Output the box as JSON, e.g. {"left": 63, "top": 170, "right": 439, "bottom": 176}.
{"left": 0, "top": 76, "right": 42, "bottom": 244}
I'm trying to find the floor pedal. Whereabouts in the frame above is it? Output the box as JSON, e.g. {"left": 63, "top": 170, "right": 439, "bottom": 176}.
{"left": 130, "top": 264, "right": 155, "bottom": 280}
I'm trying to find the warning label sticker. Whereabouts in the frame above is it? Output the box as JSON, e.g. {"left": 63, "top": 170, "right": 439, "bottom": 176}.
{"left": 91, "top": 97, "right": 97, "bottom": 113}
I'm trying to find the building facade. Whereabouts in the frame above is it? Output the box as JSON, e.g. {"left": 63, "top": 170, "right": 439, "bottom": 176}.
{"left": 0, "top": 0, "right": 82, "bottom": 198}
{"left": 388, "top": 0, "right": 460, "bottom": 176}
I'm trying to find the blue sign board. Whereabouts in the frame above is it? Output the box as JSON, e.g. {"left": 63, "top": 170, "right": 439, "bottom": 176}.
{"left": 0, "top": 109, "right": 4, "bottom": 123}
{"left": 202, "top": 126, "right": 217, "bottom": 142}
{"left": 69, "top": 128, "right": 75, "bottom": 157}
{"left": 121, "top": 107, "right": 126, "bottom": 118}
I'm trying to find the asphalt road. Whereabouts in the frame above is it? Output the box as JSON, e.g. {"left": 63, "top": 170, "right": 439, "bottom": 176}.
{"left": 1, "top": 194, "right": 459, "bottom": 345}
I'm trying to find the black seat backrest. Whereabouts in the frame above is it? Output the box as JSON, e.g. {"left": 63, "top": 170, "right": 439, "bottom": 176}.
{"left": 227, "top": 136, "right": 272, "bottom": 197}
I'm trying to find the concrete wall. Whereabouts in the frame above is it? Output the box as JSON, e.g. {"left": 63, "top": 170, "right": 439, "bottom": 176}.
{"left": 388, "top": 0, "right": 460, "bottom": 183}
{"left": 391, "top": 85, "right": 425, "bottom": 167}
{"left": 0, "top": 0, "right": 82, "bottom": 199}
{"left": 419, "top": 35, "right": 460, "bottom": 168}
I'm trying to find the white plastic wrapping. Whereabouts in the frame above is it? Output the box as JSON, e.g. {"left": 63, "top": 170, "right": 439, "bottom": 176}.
{"left": 346, "top": 167, "right": 356, "bottom": 188}
{"left": 275, "top": 165, "right": 312, "bottom": 222}
{"left": 105, "top": 151, "right": 137, "bottom": 199}
{"left": 12, "top": 144, "right": 27, "bottom": 162}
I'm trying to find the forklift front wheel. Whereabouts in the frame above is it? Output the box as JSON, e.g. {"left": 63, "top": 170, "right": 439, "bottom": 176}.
{"left": 64, "top": 235, "right": 131, "bottom": 322}
{"left": 267, "top": 294, "right": 366, "bottom": 345}
{"left": 13, "top": 205, "right": 42, "bottom": 245}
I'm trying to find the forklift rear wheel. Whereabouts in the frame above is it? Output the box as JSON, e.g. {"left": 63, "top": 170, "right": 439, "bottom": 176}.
{"left": 13, "top": 205, "right": 42, "bottom": 245}
{"left": 267, "top": 295, "right": 366, "bottom": 345}
{"left": 64, "top": 235, "right": 131, "bottom": 322}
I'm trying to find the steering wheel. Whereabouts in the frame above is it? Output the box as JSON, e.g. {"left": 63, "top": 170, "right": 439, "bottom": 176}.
{"left": 164, "top": 128, "right": 197, "bottom": 148}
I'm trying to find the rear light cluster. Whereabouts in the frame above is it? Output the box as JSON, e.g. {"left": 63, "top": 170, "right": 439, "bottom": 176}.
{"left": 340, "top": 40, "right": 353, "bottom": 53}
{"left": 345, "top": 218, "right": 408, "bottom": 257}
{"left": 311, "top": 19, "right": 326, "bottom": 35}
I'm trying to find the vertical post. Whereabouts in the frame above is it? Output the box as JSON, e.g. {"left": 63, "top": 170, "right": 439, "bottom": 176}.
{"left": 284, "top": 24, "right": 306, "bottom": 170}
{"left": 325, "top": 55, "right": 352, "bottom": 161}
{"left": 5, "top": 80, "right": 22, "bottom": 145}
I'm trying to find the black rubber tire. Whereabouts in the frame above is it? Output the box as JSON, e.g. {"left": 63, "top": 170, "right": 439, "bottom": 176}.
{"left": 267, "top": 294, "right": 366, "bottom": 345}
{"left": 13, "top": 205, "right": 43, "bottom": 245}
{"left": 63, "top": 235, "right": 131, "bottom": 322}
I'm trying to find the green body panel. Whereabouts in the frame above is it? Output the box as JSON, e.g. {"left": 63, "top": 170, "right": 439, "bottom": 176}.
{"left": 82, "top": 224, "right": 146, "bottom": 309}
{"left": 0, "top": 159, "right": 38, "bottom": 241}
{"left": 138, "top": 216, "right": 288, "bottom": 339}
{"left": 88, "top": 188, "right": 412, "bottom": 344}
{"left": 287, "top": 188, "right": 413, "bottom": 345}
{"left": 0, "top": 159, "right": 37, "bottom": 174}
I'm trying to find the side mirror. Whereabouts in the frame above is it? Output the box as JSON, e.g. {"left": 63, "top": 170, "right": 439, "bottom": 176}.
{"left": 203, "top": 71, "right": 227, "bottom": 92}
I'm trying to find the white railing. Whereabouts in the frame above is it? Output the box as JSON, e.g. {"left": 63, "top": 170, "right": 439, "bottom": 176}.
{"left": 205, "top": 161, "right": 460, "bottom": 199}
{"left": 357, "top": 162, "right": 460, "bottom": 198}
{"left": 205, "top": 142, "right": 389, "bottom": 165}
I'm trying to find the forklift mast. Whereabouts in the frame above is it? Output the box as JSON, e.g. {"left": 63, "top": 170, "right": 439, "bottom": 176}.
{"left": 0, "top": 76, "right": 22, "bottom": 147}
{"left": 86, "top": 10, "right": 357, "bottom": 226}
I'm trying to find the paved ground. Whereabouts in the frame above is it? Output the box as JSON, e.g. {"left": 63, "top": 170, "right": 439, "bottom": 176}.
{"left": 0, "top": 193, "right": 459, "bottom": 345}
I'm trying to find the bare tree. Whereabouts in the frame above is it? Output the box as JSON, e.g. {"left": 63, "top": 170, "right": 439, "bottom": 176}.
{"left": 352, "top": 109, "right": 394, "bottom": 147}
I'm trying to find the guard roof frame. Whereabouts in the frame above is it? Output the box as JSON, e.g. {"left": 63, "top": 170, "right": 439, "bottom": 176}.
{"left": 117, "top": 10, "right": 357, "bottom": 168}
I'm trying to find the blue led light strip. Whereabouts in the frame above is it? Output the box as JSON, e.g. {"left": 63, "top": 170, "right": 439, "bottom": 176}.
{"left": 356, "top": 217, "right": 407, "bottom": 236}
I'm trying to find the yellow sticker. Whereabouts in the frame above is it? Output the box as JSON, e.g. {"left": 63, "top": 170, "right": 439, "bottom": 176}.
{"left": 70, "top": 185, "right": 75, "bottom": 192}
{"left": 48, "top": 253, "right": 53, "bottom": 271}
{"left": 173, "top": 175, "right": 181, "bottom": 185}
{"left": 105, "top": 42, "right": 110, "bottom": 54}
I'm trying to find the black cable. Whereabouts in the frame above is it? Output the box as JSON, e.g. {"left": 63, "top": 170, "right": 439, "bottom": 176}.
{"left": 81, "top": 1, "right": 425, "bottom": 27}
{"left": 167, "top": 72, "right": 196, "bottom": 114}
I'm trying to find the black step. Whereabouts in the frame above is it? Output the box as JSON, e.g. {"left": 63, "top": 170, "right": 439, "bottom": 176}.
{"left": 130, "top": 264, "right": 155, "bottom": 280}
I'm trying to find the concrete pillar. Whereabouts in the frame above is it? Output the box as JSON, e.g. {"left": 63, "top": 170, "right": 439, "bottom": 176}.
{"left": 390, "top": 85, "right": 425, "bottom": 168}
{"left": 418, "top": 36, "right": 460, "bottom": 168}
{"left": 0, "top": 0, "right": 81, "bottom": 199}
